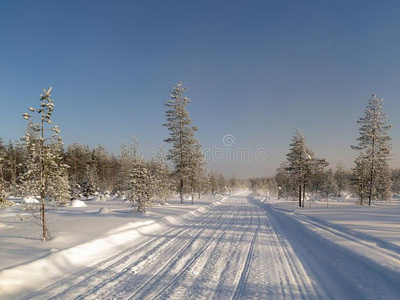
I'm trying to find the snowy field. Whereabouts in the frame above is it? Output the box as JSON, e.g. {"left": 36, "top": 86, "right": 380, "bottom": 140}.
{"left": 263, "top": 196, "right": 400, "bottom": 247}
{"left": 0, "top": 193, "right": 400, "bottom": 299}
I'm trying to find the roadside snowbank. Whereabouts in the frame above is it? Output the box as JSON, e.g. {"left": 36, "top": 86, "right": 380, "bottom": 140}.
{"left": 0, "top": 195, "right": 226, "bottom": 298}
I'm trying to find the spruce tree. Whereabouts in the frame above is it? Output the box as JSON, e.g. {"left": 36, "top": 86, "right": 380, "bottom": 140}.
{"left": 352, "top": 94, "right": 392, "bottom": 205}
{"left": 286, "top": 129, "right": 314, "bottom": 207}
{"left": 127, "top": 159, "right": 154, "bottom": 213}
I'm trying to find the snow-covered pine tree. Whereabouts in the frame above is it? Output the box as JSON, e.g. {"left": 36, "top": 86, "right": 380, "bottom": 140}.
{"left": 149, "top": 147, "right": 174, "bottom": 204}
{"left": 163, "top": 82, "right": 198, "bottom": 203}
{"left": 0, "top": 148, "right": 7, "bottom": 206}
{"left": 127, "top": 159, "right": 154, "bottom": 213}
{"left": 92, "top": 145, "right": 112, "bottom": 192}
{"left": 229, "top": 173, "right": 239, "bottom": 194}
{"left": 334, "top": 161, "right": 348, "bottom": 197}
{"left": 321, "top": 168, "right": 337, "bottom": 207}
{"left": 391, "top": 168, "right": 400, "bottom": 196}
{"left": 21, "top": 87, "right": 70, "bottom": 240}
{"left": 208, "top": 171, "right": 218, "bottom": 195}
{"left": 275, "top": 163, "right": 295, "bottom": 199}
{"left": 117, "top": 137, "right": 140, "bottom": 195}
{"left": 186, "top": 139, "right": 205, "bottom": 204}
{"left": 352, "top": 94, "right": 392, "bottom": 205}
{"left": 217, "top": 172, "right": 226, "bottom": 194}
{"left": 1, "top": 141, "right": 25, "bottom": 195}
{"left": 351, "top": 153, "right": 369, "bottom": 205}
{"left": 286, "top": 129, "right": 314, "bottom": 207}
{"left": 117, "top": 141, "right": 132, "bottom": 193}
{"left": 309, "top": 157, "right": 329, "bottom": 197}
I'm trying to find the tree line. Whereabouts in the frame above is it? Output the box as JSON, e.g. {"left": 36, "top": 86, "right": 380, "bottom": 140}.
{"left": 272, "top": 94, "right": 393, "bottom": 207}
{"left": 0, "top": 83, "right": 247, "bottom": 240}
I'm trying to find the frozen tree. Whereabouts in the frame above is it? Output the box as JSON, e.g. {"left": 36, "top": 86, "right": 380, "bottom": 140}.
{"left": 92, "top": 145, "right": 112, "bottom": 192}
{"left": 65, "top": 142, "right": 93, "bottom": 192}
{"left": 217, "top": 172, "right": 227, "bottom": 194}
{"left": 149, "top": 147, "right": 174, "bottom": 204}
{"left": 163, "top": 82, "right": 199, "bottom": 203}
{"left": 309, "top": 158, "right": 329, "bottom": 197}
{"left": 117, "top": 141, "right": 132, "bottom": 193}
{"left": 286, "top": 129, "right": 314, "bottom": 207}
{"left": 186, "top": 140, "right": 205, "bottom": 203}
{"left": 352, "top": 94, "right": 392, "bottom": 205}
{"left": 208, "top": 171, "right": 218, "bottom": 194}
{"left": 351, "top": 153, "right": 369, "bottom": 205}
{"left": 275, "top": 163, "right": 295, "bottom": 199}
{"left": 21, "top": 87, "right": 70, "bottom": 240}
{"left": 229, "top": 173, "right": 239, "bottom": 194}
{"left": 334, "top": 161, "right": 348, "bottom": 197}
{"left": 321, "top": 169, "right": 337, "bottom": 207}
{"left": 391, "top": 168, "right": 400, "bottom": 195}
{"left": 0, "top": 141, "right": 25, "bottom": 194}
{"left": 127, "top": 159, "right": 154, "bottom": 213}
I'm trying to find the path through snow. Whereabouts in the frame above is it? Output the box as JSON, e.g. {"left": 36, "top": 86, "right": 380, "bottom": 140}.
{"left": 20, "top": 194, "right": 400, "bottom": 299}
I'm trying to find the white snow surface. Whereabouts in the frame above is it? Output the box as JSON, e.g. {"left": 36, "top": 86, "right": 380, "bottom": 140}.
{"left": 70, "top": 199, "right": 87, "bottom": 207}
{"left": 0, "top": 192, "right": 400, "bottom": 299}
{"left": 22, "top": 196, "right": 39, "bottom": 204}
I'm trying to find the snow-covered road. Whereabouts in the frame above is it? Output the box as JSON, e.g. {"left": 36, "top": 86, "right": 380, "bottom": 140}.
{"left": 28, "top": 194, "right": 400, "bottom": 299}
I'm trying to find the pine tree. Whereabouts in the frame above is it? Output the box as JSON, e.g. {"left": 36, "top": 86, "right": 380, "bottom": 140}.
{"left": 208, "top": 171, "right": 218, "bottom": 195}
{"left": 275, "top": 163, "right": 295, "bottom": 199}
{"left": 117, "top": 141, "right": 132, "bottom": 193}
{"left": 127, "top": 159, "right": 154, "bottom": 213}
{"left": 309, "top": 158, "right": 329, "bottom": 197}
{"left": 391, "top": 168, "right": 400, "bottom": 195}
{"left": 352, "top": 94, "right": 392, "bottom": 205}
{"left": 186, "top": 140, "right": 205, "bottom": 203}
{"left": 286, "top": 129, "right": 314, "bottom": 207}
{"left": 163, "top": 82, "right": 198, "bottom": 203}
{"left": 21, "top": 87, "right": 70, "bottom": 240}
{"left": 351, "top": 153, "right": 369, "bottom": 205}
{"left": 149, "top": 147, "right": 174, "bottom": 204}
{"left": 321, "top": 169, "right": 337, "bottom": 207}
{"left": 334, "top": 161, "right": 348, "bottom": 197}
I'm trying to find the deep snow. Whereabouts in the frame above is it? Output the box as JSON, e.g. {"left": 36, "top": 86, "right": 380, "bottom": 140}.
{"left": 0, "top": 193, "right": 400, "bottom": 299}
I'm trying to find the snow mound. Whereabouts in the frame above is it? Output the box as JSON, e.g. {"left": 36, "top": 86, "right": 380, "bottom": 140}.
{"left": 97, "top": 207, "right": 112, "bottom": 214}
{"left": 71, "top": 200, "right": 87, "bottom": 207}
{"left": 22, "top": 196, "right": 39, "bottom": 204}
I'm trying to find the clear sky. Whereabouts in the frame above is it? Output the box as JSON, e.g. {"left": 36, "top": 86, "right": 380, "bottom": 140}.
{"left": 1, "top": 0, "right": 400, "bottom": 178}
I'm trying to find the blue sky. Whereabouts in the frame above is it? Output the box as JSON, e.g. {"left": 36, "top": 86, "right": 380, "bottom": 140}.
{"left": 1, "top": 0, "right": 400, "bottom": 178}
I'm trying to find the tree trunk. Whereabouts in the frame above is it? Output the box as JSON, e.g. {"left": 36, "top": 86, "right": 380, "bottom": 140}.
{"left": 302, "top": 182, "right": 306, "bottom": 208}
{"left": 298, "top": 184, "right": 302, "bottom": 207}
{"left": 180, "top": 179, "right": 184, "bottom": 204}
{"left": 40, "top": 112, "right": 47, "bottom": 241}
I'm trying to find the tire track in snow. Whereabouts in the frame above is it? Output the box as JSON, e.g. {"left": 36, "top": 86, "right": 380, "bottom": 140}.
{"left": 259, "top": 201, "right": 400, "bottom": 300}
{"left": 231, "top": 209, "right": 260, "bottom": 300}
{"left": 156, "top": 197, "right": 250, "bottom": 299}
{"left": 124, "top": 203, "right": 237, "bottom": 300}
{"left": 32, "top": 202, "right": 232, "bottom": 299}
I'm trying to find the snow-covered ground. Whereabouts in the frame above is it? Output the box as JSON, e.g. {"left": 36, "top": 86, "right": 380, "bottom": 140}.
{"left": 263, "top": 196, "right": 400, "bottom": 247}
{"left": 1, "top": 193, "right": 400, "bottom": 299}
